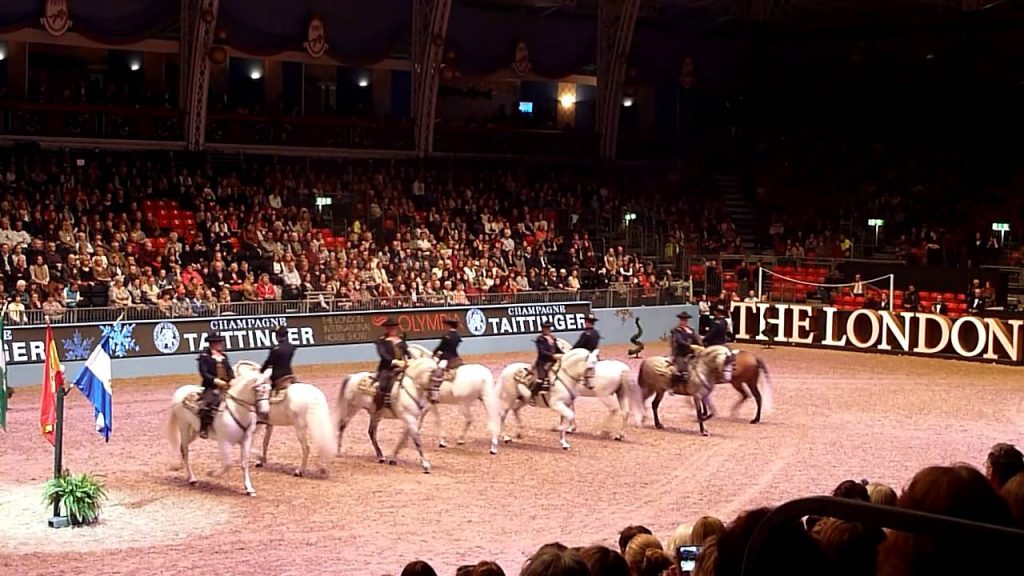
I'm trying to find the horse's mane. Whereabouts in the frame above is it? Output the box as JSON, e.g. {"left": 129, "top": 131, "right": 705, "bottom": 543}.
{"left": 556, "top": 338, "right": 573, "bottom": 353}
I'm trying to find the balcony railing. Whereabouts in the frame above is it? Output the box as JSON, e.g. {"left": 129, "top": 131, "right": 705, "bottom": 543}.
{"left": 6, "top": 287, "right": 691, "bottom": 327}
{"left": 433, "top": 125, "right": 598, "bottom": 158}
{"left": 205, "top": 113, "right": 414, "bottom": 150}
{"left": 0, "top": 102, "right": 184, "bottom": 142}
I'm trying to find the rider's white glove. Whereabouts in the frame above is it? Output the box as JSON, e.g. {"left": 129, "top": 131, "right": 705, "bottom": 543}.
{"left": 438, "top": 360, "right": 448, "bottom": 369}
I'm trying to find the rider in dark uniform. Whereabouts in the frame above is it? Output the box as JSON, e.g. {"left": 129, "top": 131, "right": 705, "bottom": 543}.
{"left": 198, "top": 333, "right": 234, "bottom": 439}
{"left": 261, "top": 326, "right": 297, "bottom": 390}
{"left": 670, "top": 311, "right": 700, "bottom": 383}
{"left": 573, "top": 314, "right": 601, "bottom": 352}
{"left": 703, "top": 310, "right": 730, "bottom": 347}
{"left": 703, "top": 308, "right": 736, "bottom": 381}
{"left": 433, "top": 318, "right": 464, "bottom": 371}
{"left": 374, "top": 318, "right": 409, "bottom": 411}
{"left": 531, "top": 321, "right": 561, "bottom": 404}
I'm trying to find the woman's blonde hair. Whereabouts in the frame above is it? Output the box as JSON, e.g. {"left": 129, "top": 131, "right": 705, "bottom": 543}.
{"left": 624, "top": 534, "right": 673, "bottom": 576}
{"left": 866, "top": 482, "right": 898, "bottom": 506}
{"left": 691, "top": 516, "right": 727, "bottom": 546}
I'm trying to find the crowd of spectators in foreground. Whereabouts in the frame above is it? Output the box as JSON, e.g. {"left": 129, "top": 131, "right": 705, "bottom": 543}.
{"left": 383, "top": 443, "right": 1024, "bottom": 576}
{"left": 0, "top": 152, "right": 722, "bottom": 324}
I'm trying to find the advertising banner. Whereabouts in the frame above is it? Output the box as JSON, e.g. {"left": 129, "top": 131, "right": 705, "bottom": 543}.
{"left": 0, "top": 302, "right": 593, "bottom": 366}
{"left": 731, "top": 302, "right": 1024, "bottom": 364}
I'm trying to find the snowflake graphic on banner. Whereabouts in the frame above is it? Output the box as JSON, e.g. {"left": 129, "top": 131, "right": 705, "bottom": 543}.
{"left": 62, "top": 330, "right": 95, "bottom": 361}
{"left": 99, "top": 323, "right": 140, "bottom": 358}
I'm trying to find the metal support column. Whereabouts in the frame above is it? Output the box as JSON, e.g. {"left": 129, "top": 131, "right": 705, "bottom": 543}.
{"left": 596, "top": 0, "right": 640, "bottom": 160}
{"left": 411, "top": 0, "right": 452, "bottom": 157}
{"left": 184, "top": 0, "right": 219, "bottom": 151}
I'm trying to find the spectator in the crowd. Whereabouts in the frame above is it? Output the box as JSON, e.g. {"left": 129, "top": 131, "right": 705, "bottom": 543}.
{"left": 618, "top": 525, "right": 653, "bottom": 553}
{"left": 877, "top": 465, "right": 1016, "bottom": 576}
{"left": 399, "top": 560, "right": 437, "bottom": 576}
{"left": 576, "top": 546, "right": 628, "bottom": 576}
{"left": 866, "top": 482, "right": 898, "bottom": 506}
{"left": 985, "top": 443, "right": 1024, "bottom": 490}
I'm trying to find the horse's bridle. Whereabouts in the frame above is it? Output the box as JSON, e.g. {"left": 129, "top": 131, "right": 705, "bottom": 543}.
{"left": 224, "top": 378, "right": 270, "bottom": 430}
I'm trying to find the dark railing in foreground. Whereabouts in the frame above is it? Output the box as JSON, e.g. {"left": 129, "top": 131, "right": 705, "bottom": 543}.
{"left": 8, "top": 286, "right": 691, "bottom": 327}
{"left": 741, "top": 496, "right": 1024, "bottom": 576}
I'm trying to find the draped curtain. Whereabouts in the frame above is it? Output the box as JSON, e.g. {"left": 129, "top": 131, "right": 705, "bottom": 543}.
{"left": 0, "top": 0, "right": 177, "bottom": 42}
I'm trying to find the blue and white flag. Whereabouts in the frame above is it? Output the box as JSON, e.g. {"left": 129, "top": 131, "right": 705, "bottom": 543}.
{"left": 73, "top": 335, "right": 113, "bottom": 442}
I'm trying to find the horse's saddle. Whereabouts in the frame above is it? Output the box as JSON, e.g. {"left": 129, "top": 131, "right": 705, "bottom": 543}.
{"left": 182, "top": 391, "right": 225, "bottom": 416}
{"left": 653, "top": 356, "right": 704, "bottom": 397}
{"left": 355, "top": 374, "right": 378, "bottom": 396}
{"left": 432, "top": 367, "right": 458, "bottom": 384}
{"left": 183, "top": 391, "right": 202, "bottom": 414}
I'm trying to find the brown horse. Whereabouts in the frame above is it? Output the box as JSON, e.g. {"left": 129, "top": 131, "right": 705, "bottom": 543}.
{"left": 638, "top": 347, "right": 773, "bottom": 430}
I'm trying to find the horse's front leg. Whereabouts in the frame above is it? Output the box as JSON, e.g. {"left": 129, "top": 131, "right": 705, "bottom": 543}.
{"left": 179, "top": 422, "right": 198, "bottom": 485}
{"left": 652, "top": 389, "right": 666, "bottom": 429}
{"left": 551, "top": 401, "right": 575, "bottom": 450}
{"left": 368, "top": 414, "right": 385, "bottom": 463}
{"left": 432, "top": 404, "right": 449, "bottom": 448}
{"left": 240, "top": 427, "right": 257, "bottom": 496}
{"left": 256, "top": 424, "right": 273, "bottom": 468}
{"left": 403, "top": 412, "right": 431, "bottom": 474}
{"left": 457, "top": 404, "right": 474, "bottom": 445}
{"left": 693, "top": 396, "right": 710, "bottom": 437}
{"left": 292, "top": 420, "right": 311, "bottom": 477}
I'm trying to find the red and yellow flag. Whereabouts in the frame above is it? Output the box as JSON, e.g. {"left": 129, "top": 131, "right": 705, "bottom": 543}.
{"left": 40, "top": 324, "right": 64, "bottom": 446}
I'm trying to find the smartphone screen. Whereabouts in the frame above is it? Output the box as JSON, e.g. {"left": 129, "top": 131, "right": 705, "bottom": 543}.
{"left": 678, "top": 545, "right": 700, "bottom": 573}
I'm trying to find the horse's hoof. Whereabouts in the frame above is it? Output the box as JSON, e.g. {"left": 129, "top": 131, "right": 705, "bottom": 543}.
{"left": 188, "top": 479, "right": 198, "bottom": 486}
{"left": 378, "top": 457, "right": 386, "bottom": 464}
{"left": 655, "top": 423, "right": 665, "bottom": 430}
{"left": 293, "top": 469, "right": 303, "bottom": 477}
{"left": 439, "top": 441, "right": 448, "bottom": 448}
{"left": 613, "top": 435, "right": 623, "bottom": 442}
{"left": 388, "top": 459, "right": 397, "bottom": 466}
{"left": 560, "top": 441, "right": 571, "bottom": 451}
{"left": 247, "top": 491, "right": 257, "bottom": 497}
{"left": 490, "top": 446, "right": 498, "bottom": 455}
{"left": 502, "top": 435, "right": 512, "bottom": 444}
{"left": 422, "top": 463, "right": 432, "bottom": 474}
{"left": 701, "top": 430, "right": 711, "bottom": 437}
{"left": 750, "top": 417, "right": 761, "bottom": 424}
{"left": 456, "top": 439, "right": 466, "bottom": 446}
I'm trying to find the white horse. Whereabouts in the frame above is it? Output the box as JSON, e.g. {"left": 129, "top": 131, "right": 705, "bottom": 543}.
{"left": 406, "top": 344, "right": 502, "bottom": 455}
{"left": 232, "top": 361, "right": 337, "bottom": 478}
{"left": 335, "top": 357, "right": 439, "bottom": 473}
{"left": 553, "top": 338, "right": 644, "bottom": 440}
{"left": 165, "top": 367, "right": 273, "bottom": 496}
{"left": 495, "top": 347, "right": 598, "bottom": 450}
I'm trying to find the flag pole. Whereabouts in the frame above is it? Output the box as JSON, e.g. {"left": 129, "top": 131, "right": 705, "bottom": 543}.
{"left": 48, "top": 317, "right": 67, "bottom": 528}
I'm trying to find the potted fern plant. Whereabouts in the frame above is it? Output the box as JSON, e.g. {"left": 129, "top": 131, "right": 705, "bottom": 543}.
{"left": 43, "top": 471, "right": 108, "bottom": 527}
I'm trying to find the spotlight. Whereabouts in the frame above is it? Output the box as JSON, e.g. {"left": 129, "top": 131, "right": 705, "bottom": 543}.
{"left": 250, "top": 70, "right": 262, "bottom": 80}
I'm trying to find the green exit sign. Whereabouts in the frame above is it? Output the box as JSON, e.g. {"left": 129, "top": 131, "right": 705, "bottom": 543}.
{"left": 868, "top": 219, "right": 884, "bottom": 226}
{"left": 992, "top": 222, "right": 1010, "bottom": 232}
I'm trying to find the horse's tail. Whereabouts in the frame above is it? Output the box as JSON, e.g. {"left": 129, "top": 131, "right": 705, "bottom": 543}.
{"left": 620, "top": 368, "right": 644, "bottom": 427}
{"left": 334, "top": 375, "right": 352, "bottom": 432}
{"left": 756, "top": 358, "right": 774, "bottom": 416}
{"left": 637, "top": 361, "right": 654, "bottom": 401}
{"left": 306, "top": 387, "right": 338, "bottom": 462}
{"left": 165, "top": 406, "right": 184, "bottom": 468}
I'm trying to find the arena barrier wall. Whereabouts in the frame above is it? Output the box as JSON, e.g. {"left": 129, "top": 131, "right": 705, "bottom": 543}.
{"left": 4, "top": 303, "right": 698, "bottom": 387}
{"left": 731, "top": 301, "right": 1024, "bottom": 365}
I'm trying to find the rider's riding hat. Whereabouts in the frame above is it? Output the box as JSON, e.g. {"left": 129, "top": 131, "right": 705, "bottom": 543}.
{"left": 207, "top": 332, "right": 226, "bottom": 344}
{"left": 676, "top": 311, "right": 692, "bottom": 320}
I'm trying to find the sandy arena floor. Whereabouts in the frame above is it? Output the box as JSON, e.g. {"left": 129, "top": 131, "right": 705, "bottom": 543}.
{"left": 1, "top": 342, "right": 1022, "bottom": 576}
